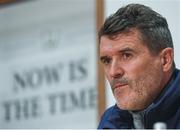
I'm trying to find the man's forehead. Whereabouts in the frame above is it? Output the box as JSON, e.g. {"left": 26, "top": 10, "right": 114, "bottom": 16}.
{"left": 100, "top": 37, "right": 136, "bottom": 55}
{"left": 99, "top": 31, "right": 148, "bottom": 55}
{"left": 100, "top": 33, "right": 142, "bottom": 48}
{"left": 100, "top": 28, "right": 141, "bottom": 40}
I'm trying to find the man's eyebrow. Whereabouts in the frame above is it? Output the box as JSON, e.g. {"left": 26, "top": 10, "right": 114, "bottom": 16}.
{"left": 118, "top": 47, "right": 135, "bottom": 53}
{"left": 100, "top": 56, "right": 109, "bottom": 61}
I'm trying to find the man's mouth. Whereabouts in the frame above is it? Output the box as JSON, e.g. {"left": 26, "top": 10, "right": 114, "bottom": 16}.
{"left": 113, "top": 83, "right": 128, "bottom": 89}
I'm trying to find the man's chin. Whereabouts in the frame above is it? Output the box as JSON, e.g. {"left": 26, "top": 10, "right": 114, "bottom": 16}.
{"left": 116, "top": 102, "right": 147, "bottom": 111}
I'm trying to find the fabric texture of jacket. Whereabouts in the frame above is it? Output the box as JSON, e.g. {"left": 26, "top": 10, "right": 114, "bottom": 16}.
{"left": 98, "top": 69, "right": 180, "bottom": 129}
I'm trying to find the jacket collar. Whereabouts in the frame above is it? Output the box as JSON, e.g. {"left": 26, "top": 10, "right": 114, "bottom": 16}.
{"left": 144, "top": 68, "right": 180, "bottom": 128}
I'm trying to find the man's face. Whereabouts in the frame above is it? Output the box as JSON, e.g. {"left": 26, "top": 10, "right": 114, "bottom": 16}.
{"left": 100, "top": 30, "right": 165, "bottom": 111}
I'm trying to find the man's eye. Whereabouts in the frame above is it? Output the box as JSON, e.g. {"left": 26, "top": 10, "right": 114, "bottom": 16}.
{"left": 101, "top": 57, "right": 111, "bottom": 65}
{"left": 122, "top": 53, "right": 132, "bottom": 60}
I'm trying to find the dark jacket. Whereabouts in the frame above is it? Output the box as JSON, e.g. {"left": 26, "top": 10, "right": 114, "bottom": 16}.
{"left": 98, "top": 69, "right": 180, "bottom": 129}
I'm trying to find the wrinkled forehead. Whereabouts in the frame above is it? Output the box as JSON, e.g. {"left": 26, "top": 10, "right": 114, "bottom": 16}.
{"left": 99, "top": 28, "right": 143, "bottom": 43}
{"left": 99, "top": 30, "right": 148, "bottom": 56}
{"left": 100, "top": 29, "right": 143, "bottom": 45}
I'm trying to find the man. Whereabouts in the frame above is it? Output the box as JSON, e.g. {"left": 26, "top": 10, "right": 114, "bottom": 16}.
{"left": 98, "top": 4, "right": 180, "bottom": 129}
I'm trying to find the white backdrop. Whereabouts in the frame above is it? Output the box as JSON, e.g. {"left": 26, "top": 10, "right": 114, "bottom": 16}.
{"left": 105, "top": 0, "right": 180, "bottom": 108}
{"left": 0, "top": 0, "right": 97, "bottom": 128}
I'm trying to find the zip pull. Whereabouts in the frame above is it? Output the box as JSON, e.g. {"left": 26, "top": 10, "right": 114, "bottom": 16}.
{"left": 153, "top": 122, "right": 167, "bottom": 130}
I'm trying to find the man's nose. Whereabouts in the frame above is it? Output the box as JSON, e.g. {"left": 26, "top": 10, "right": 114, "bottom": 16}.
{"left": 109, "top": 59, "right": 124, "bottom": 78}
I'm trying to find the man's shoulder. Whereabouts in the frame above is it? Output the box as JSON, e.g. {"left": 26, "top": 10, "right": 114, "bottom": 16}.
{"left": 98, "top": 105, "right": 133, "bottom": 129}
{"left": 98, "top": 105, "right": 118, "bottom": 128}
{"left": 99, "top": 105, "right": 119, "bottom": 121}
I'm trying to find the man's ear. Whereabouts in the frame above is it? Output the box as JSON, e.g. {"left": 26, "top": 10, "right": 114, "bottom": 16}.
{"left": 160, "top": 47, "right": 174, "bottom": 72}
